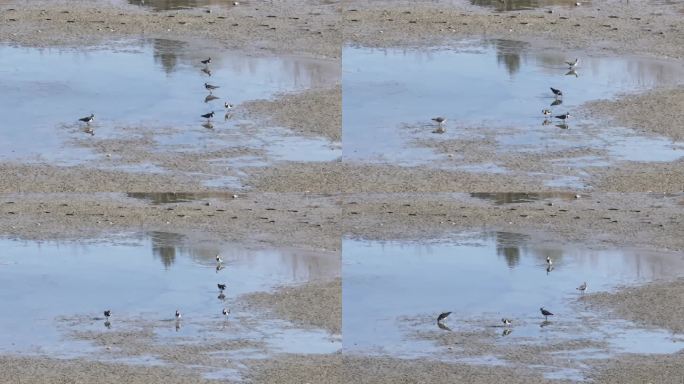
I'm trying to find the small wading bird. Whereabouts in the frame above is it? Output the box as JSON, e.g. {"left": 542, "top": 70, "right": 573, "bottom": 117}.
{"left": 205, "top": 82, "right": 220, "bottom": 93}
{"left": 202, "top": 111, "right": 215, "bottom": 120}
{"left": 555, "top": 113, "right": 571, "bottom": 122}
{"left": 540, "top": 307, "right": 554, "bottom": 321}
{"left": 201, "top": 57, "right": 211, "bottom": 65}
{"left": 217, "top": 283, "right": 226, "bottom": 291}
{"left": 437, "top": 311, "right": 451, "bottom": 323}
{"left": 566, "top": 58, "right": 579, "bottom": 69}
{"left": 542, "top": 109, "right": 552, "bottom": 117}
{"left": 225, "top": 102, "right": 234, "bottom": 109}
{"left": 577, "top": 281, "right": 587, "bottom": 293}
{"left": 501, "top": 318, "right": 512, "bottom": 327}
{"left": 550, "top": 87, "right": 563, "bottom": 98}
{"left": 216, "top": 254, "right": 223, "bottom": 263}
{"left": 175, "top": 310, "right": 182, "bottom": 320}
{"left": 104, "top": 310, "right": 111, "bottom": 319}
{"left": 222, "top": 308, "right": 230, "bottom": 317}
{"left": 79, "top": 113, "right": 95, "bottom": 124}
{"left": 431, "top": 116, "right": 446, "bottom": 126}
{"left": 546, "top": 256, "right": 553, "bottom": 266}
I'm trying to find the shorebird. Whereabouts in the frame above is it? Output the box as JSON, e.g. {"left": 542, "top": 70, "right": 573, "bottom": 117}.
{"left": 546, "top": 256, "right": 553, "bottom": 266}
{"left": 205, "top": 82, "right": 220, "bottom": 92}
{"left": 566, "top": 58, "right": 579, "bottom": 69}
{"left": 437, "top": 311, "right": 452, "bottom": 323}
{"left": 104, "top": 310, "right": 111, "bottom": 319}
{"left": 550, "top": 87, "right": 563, "bottom": 98}
{"left": 431, "top": 116, "right": 446, "bottom": 126}
{"left": 175, "top": 310, "right": 182, "bottom": 320}
{"left": 201, "top": 111, "right": 215, "bottom": 120}
{"left": 224, "top": 102, "right": 234, "bottom": 109}
{"left": 201, "top": 57, "right": 211, "bottom": 65}
{"left": 542, "top": 109, "right": 552, "bottom": 117}
{"left": 79, "top": 113, "right": 95, "bottom": 124}
{"left": 502, "top": 318, "right": 512, "bottom": 327}
{"left": 222, "top": 308, "right": 230, "bottom": 317}
{"left": 216, "top": 254, "right": 223, "bottom": 263}
{"left": 555, "top": 113, "right": 571, "bottom": 122}
{"left": 540, "top": 307, "right": 554, "bottom": 320}
{"left": 577, "top": 281, "right": 587, "bottom": 293}
{"left": 217, "top": 283, "right": 226, "bottom": 291}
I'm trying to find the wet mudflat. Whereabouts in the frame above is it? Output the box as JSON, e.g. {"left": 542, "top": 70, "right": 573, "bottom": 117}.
{"left": 343, "top": 40, "right": 684, "bottom": 184}
{"left": 0, "top": 39, "right": 339, "bottom": 185}
{"left": 343, "top": 232, "right": 684, "bottom": 379}
{"left": 0, "top": 231, "right": 339, "bottom": 378}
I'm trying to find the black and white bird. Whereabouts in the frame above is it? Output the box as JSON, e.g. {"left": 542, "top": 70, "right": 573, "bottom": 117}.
{"left": 542, "top": 109, "right": 552, "bottom": 117}
{"left": 217, "top": 283, "right": 226, "bottom": 291}
{"left": 555, "top": 113, "right": 571, "bottom": 121}
{"left": 576, "top": 281, "right": 587, "bottom": 293}
{"left": 501, "top": 318, "right": 512, "bottom": 326}
{"left": 216, "top": 254, "right": 223, "bottom": 263}
{"left": 79, "top": 113, "right": 95, "bottom": 124}
{"left": 566, "top": 58, "right": 579, "bottom": 69}
{"left": 222, "top": 308, "right": 230, "bottom": 317}
{"left": 205, "top": 82, "right": 220, "bottom": 92}
{"left": 550, "top": 87, "right": 563, "bottom": 98}
{"left": 437, "top": 311, "right": 451, "bottom": 323}
{"left": 201, "top": 57, "right": 211, "bottom": 65}
{"left": 175, "top": 310, "right": 182, "bottom": 320}
{"left": 104, "top": 310, "right": 111, "bottom": 319}
{"left": 431, "top": 116, "right": 446, "bottom": 126}
{"left": 201, "top": 111, "right": 215, "bottom": 120}
{"left": 546, "top": 256, "right": 553, "bottom": 266}
{"left": 224, "top": 102, "right": 234, "bottom": 109}
{"left": 540, "top": 307, "right": 554, "bottom": 320}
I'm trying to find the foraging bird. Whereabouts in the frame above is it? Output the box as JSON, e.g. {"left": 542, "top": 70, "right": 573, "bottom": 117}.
{"left": 225, "top": 102, "right": 234, "bottom": 109}
{"left": 201, "top": 58, "right": 211, "bottom": 65}
{"left": 540, "top": 307, "right": 554, "bottom": 320}
{"left": 546, "top": 256, "right": 553, "bottom": 266}
{"left": 104, "top": 310, "right": 111, "bottom": 319}
{"left": 437, "top": 311, "right": 451, "bottom": 323}
{"left": 555, "top": 113, "right": 571, "bottom": 121}
{"left": 550, "top": 87, "right": 563, "bottom": 98}
{"left": 216, "top": 254, "right": 223, "bottom": 263}
{"left": 566, "top": 58, "right": 579, "bottom": 68}
{"left": 577, "top": 281, "right": 587, "bottom": 293}
{"left": 175, "top": 310, "right": 182, "bottom": 320}
{"left": 79, "top": 113, "right": 95, "bottom": 123}
{"left": 501, "top": 318, "right": 512, "bottom": 326}
{"left": 217, "top": 283, "right": 226, "bottom": 291}
{"left": 542, "top": 109, "right": 552, "bottom": 116}
{"left": 222, "top": 308, "right": 230, "bottom": 316}
{"left": 201, "top": 111, "right": 215, "bottom": 120}
{"left": 205, "top": 82, "right": 220, "bottom": 92}
{"left": 431, "top": 116, "right": 446, "bottom": 125}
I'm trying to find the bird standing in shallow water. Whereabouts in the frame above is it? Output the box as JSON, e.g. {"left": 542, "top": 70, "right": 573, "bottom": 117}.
{"left": 542, "top": 109, "right": 552, "bottom": 117}
{"left": 502, "top": 318, "right": 512, "bottom": 327}
{"left": 437, "top": 311, "right": 451, "bottom": 323}
{"left": 222, "top": 308, "right": 230, "bottom": 317}
{"left": 201, "top": 111, "right": 215, "bottom": 120}
{"left": 225, "top": 102, "right": 234, "bottom": 109}
{"left": 205, "top": 82, "right": 220, "bottom": 93}
{"left": 555, "top": 113, "right": 571, "bottom": 122}
{"left": 217, "top": 283, "right": 226, "bottom": 291}
{"left": 550, "top": 87, "right": 563, "bottom": 98}
{"left": 104, "top": 310, "right": 111, "bottom": 319}
{"left": 175, "top": 310, "right": 182, "bottom": 320}
{"left": 431, "top": 116, "right": 446, "bottom": 126}
{"left": 201, "top": 58, "right": 211, "bottom": 65}
{"left": 79, "top": 113, "right": 95, "bottom": 124}
{"left": 216, "top": 254, "right": 223, "bottom": 263}
{"left": 540, "top": 307, "right": 554, "bottom": 320}
{"left": 546, "top": 256, "right": 553, "bottom": 266}
{"left": 566, "top": 58, "right": 579, "bottom": 69}
{"left": 577, "top": 281, "right": 587, "bottom": 293}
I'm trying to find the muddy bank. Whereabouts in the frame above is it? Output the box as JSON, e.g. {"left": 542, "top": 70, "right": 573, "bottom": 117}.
{"left": 341, "top": 192, "right": 684, "bottom": 252}
{"left": 0, "top": 192, "right": 341, "bottom": 251}
{"left": 588, "top": 351, "right": 684, "bottom": 384}
{"left": 0, "top": 0, "right": 340, "bottom": 58}
{"left": 589, "top": 159, "right": 684, "bottom": 193}
{"left": 586, "top": 86, "right": 684, "bottom": 142}
{"left": 244, "top": 278, "right": 341, "bottom": 334}
{"left": 585, "top": 278, "right": 684, "bottom": 334}
{"left": 0, "top": 356, "right": 217, "bottom": 384}
{"left": 243, "top": 86, "right": 341, "bottom": 142}
{"left": 343, "top": 1, "right": 684, "bottom": 60}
